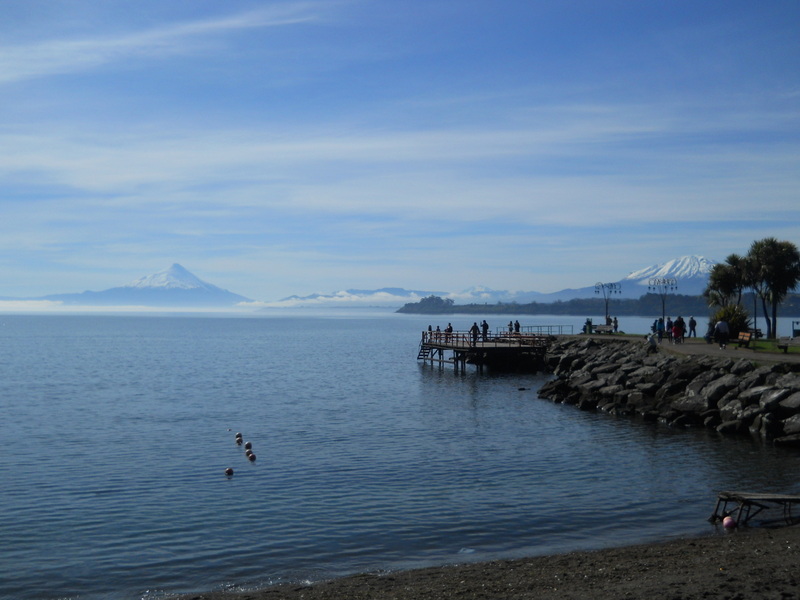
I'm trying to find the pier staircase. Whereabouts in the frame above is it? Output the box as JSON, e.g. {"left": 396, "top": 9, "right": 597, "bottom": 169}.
{"left": 417, "top": 343, "right": 433, "bottom": 360}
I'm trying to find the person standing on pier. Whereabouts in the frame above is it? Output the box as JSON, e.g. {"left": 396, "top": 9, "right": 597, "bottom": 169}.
{"left": 470, "top": 322, "right": 480, "bottom": 346}
{"left": 514, "top": 320, "right": 520, "bottom": 334}
{"left": 445, "top": 323, "right": 453, "bottom": 343}
{"left": 481, "top": 320, "right": 489, "bottom": 341}
{"left": 688, "top": 316, "right": 697, "bottom": 337}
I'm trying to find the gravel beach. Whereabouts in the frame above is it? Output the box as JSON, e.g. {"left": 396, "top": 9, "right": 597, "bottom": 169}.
{"left": 174, "top": 524, "right": 800, "bottom": 600}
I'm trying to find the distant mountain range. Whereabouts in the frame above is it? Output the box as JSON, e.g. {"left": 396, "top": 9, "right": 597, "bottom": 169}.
{"left": 274, "top": 255, "right": 717, "bottom": 307}
{"left": 30, "top": 264, "right": 251, "bottom": 307}
{"left": 2, "top": 255, "right": 716, "bottom": 309}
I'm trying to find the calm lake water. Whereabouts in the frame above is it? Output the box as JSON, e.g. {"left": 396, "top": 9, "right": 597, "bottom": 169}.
{"left": 1, "top": 311, "right": 799, "bottom": 600}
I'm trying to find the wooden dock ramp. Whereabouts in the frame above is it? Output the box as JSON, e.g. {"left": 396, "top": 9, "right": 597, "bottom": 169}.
{"left": 709, "top": 491, "right": 800, "bottom": 527}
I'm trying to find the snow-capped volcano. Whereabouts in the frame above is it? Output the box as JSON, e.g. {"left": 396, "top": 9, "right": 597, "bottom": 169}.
{"left": 39, "top": 264, "right": 252, "bottom": 307}
{"left": 623, "top": 255, "right": 716, "bottom": 283}
{"left": 125, "top": 263, "right": 216, "bottom": 291}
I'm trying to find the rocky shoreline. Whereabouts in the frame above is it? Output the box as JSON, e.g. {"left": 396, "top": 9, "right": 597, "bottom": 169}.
{"left": 538, "top": 337, "right": 800, "bottom": 446}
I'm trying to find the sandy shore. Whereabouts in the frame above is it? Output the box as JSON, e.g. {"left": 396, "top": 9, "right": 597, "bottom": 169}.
{"left": 173, "top": 524, "right": 800, "bottom": 600}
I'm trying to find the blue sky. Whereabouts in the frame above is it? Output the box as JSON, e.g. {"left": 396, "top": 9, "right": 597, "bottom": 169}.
{"left": 1, "top": 0, "right": 799, "bottom": 302}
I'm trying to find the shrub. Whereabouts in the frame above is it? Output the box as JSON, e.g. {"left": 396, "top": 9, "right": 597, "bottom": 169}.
{"left": 709, "top": 304, "right": 751, "bottom": 338}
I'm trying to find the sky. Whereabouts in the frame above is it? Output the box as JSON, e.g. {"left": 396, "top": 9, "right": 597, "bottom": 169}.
{"left": 1, "top": 0, "right": 799, "bottom": 303}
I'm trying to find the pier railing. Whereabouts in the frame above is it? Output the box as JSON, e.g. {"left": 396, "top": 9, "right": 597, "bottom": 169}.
{"left": 492, "top": 325, "right": 574, "bottom": 336}
{"left": 421, "top": 330, "right": 551, "bottom": 348}
{"left": 522, "top": 324, "right": 574, "bottom": 335}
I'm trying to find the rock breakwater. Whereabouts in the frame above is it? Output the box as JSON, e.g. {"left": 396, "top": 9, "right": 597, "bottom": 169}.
{"left": 538, "top": 337, "right": 800, "bottom": 447}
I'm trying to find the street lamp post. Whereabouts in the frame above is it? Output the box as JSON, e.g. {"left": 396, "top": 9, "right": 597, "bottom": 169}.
{"left": 648, "top": 277, "right": 678, "bottom": 323}
{"left": 595, "top": 282, "right": 622, "bottom": 322}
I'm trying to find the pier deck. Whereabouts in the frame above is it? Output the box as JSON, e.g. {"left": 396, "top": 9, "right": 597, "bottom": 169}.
{"left": 417, "top": 329, "right": 553, "bottom": 372}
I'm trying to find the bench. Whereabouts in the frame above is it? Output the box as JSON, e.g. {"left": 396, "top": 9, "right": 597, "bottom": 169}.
{"left": 777, "top": 337, "right": 799, "bottom": 354}
{"left": 749, "top": 328, "right": 763, "bottom": 339}
{"left": 737, "top": 331, "right": 752, "bottom": 348}
{"left": 594, "top": 325, "right": 614, "bottom": 334}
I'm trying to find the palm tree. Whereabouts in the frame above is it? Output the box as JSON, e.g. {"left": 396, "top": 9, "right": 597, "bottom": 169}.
{"left": 703, "top": 253, "right": 748, "bottom": 308}
{"left": 747, "top": 238, "right": 800, "bottom": 339}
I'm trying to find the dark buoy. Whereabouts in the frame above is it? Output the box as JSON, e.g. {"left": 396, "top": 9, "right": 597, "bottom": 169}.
{"left": 225, "top": 467, "right": 234, "bottom": 476}
{"left": 244, "top": 441, "right": 252, "bottom": 450}
{"left": 248, "top": 453, "right": 256, "bottom": 462}
{"left": 236, "top": 437, "right": 243, "bottom": 445}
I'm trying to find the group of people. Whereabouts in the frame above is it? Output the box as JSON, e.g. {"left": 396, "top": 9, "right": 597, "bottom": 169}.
{"left": 427, "top": 323, "right": 454, "bottom": 343}
{"left": 468, "top": 320, "right": 493, "bottom": 344}
{"left": 651, "top": 315, "right": 697, "bottom": 344}
{"left": 427, "top": 320, "right": 522, "bottom": 346}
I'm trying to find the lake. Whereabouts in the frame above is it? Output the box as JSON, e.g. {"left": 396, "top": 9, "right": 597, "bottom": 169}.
{"left": 1, "top": 311, "right": 798, "bottom": 600}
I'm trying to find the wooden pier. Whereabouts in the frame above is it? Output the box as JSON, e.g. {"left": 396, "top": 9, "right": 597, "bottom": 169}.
{"left": 417, "top": 329, "right": 555, "bottom": 372}
{"left": 709, "top": 491, "right": 800, "bottom": 527}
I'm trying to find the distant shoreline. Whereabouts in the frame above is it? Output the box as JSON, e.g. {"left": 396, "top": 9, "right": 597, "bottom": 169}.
{"left": 396, "top": 292, "right": 800, "bottom": 317}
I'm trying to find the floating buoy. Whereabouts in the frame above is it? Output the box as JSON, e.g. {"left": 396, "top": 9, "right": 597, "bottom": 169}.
{"left": 248, "top": 453, "right": 256, "bottom": 462}
{"left": 225, "top": 467, "right": 234, "bottom": 477}
{"left": 235, "top": 432, "right": 242, "bottom": 439}
{"left": 245, "top": 449, "right": 253, "bottom": 457}
{"left": 723, "top": 516, "right": 736, "bottom": 529}
{"left": 244, "top": 441, "right": 252, "bottom": 450}
{"left": 236, "top": 438, "right": 243, "bottom": 445}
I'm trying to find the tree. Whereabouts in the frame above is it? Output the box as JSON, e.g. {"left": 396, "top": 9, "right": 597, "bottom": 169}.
{"left": 703, "top": 253, "right": 748, "bottom": 308}
{"left": 747, "top": 238, "right": 800, "bottom": 339}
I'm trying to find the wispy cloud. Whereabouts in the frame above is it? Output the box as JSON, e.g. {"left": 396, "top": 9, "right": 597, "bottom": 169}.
{"left": 3, "top": 100, "right": 797, "bottom": 229}
{"left": 0, "top": 3, "right": 326, "bottom": 84}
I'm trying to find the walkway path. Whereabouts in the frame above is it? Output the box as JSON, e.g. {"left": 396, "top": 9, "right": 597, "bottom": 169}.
{"left": 584, "top": 334, "right": 800, "bottom": 365}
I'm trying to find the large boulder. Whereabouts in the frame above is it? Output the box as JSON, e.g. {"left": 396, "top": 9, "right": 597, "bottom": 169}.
{"left": 628, "top": 366, "right": 666, "bottom": 386}
{"left": 759, "top": 388, "right": 793, "bottom": 412}
{"left": 737, "top": 385, "right": 773, "bottom": 407}
{"left": 781, "top": 414, "right": 800, "bottom": 436}
{"left": 701, "top": 373, "right": 740, "bottom": 404}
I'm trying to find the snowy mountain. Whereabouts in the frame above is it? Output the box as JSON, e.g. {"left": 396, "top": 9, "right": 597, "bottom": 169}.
{"left": 125, "top": 263, "right": 213, "bottom": 290}
{"left": 529, "top": 255, "right": 717, "bottom": 301}
{"left": 620, "top": 255, "right": 716, "bottom": 296}
{"left": 40, "top": 264, "right": 252, "bottom": 307}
